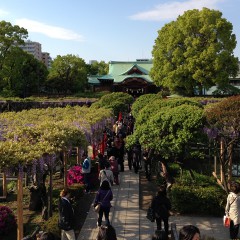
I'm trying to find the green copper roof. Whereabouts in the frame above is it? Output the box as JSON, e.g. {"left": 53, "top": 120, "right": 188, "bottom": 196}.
{"left": 88, "top": 60, "right": 153, "bottom": 85}
{"left": 109, "top": 60, "right": 152, "bottom": 76}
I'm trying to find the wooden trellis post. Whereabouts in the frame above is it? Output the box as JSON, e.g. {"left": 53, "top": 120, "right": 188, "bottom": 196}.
{"left": 2, "top": 172, "right": 7, "bottom": 198}
{"left": 76, "top": 147, "right": 80, "bottom": 164}
{"left": 220, "top": 138, "right": 224, "bottom": 183}
{"left": 63, "top": 151, "right": 68, "bottom": 189}
{"left": 17, "top": 173, "right": 23, "bottom": 240}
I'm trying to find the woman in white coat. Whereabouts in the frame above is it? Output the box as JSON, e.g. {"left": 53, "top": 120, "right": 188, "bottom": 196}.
{"left": 225, "top": 181, "right": 240, "bottom": 239}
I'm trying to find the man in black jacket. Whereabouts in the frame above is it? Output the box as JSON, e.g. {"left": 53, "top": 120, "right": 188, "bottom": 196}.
{"left": 58, "top": 189, "right": 75, "bottom": 240}
{"left": 151, "top": 185, "right": 171, "bottom": 236}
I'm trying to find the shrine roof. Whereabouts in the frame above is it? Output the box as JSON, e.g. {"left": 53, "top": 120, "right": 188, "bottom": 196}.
{"left": 109, "top": 60, "right": 153, "bottom": 76}
{"left": 88, "top": 60, "right": 153, "bottom": 84}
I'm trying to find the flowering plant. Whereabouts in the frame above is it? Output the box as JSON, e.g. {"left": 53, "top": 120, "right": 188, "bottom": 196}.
{"left": 0, "top": 206, "right": 17, "bottom": 235}
{"left": 67, "top": 165, "right": 84, "bottom": 186}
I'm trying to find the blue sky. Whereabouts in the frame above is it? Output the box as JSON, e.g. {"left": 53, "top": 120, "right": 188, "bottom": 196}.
{"left": 0, "top": 0, "right": 239, "bottom": 63}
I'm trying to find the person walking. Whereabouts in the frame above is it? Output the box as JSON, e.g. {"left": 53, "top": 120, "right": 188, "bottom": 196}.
{"left": 99, "top": 161, "right": 114, "bottom": 187}
{"left": 109, "top": 156, "right": 119, "bottom": 185}
{"left": 58, "top": 189, "right": 75, "bottom": 240}
{"left": 225, "top": 181, "right": 240, "bottom": 239}
{"left": 94, "top": 180, "right": 113, "bottom": 227}
{"left": 151, "top": 185, "right": 171, "bottom": 235}
{"left": 97, "top": 153, "right": 108, "bottom": 171}
{"left": 178, "top": 225, "right": 200, "bottom": 240}
{"left": 82, "top": 154, "right": 91, "bottom": 193}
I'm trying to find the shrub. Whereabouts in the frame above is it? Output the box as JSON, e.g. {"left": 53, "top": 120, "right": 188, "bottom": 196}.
{"left": 42, "top": 212, "right": 60, "bottom": 239}
{"left": 69, "top": 184, "right": 85, "bottom": 200}
{"left": 0, "top": 206, "right": 17, "bottom": 236}
{"left": 91, "top": 92, "right": 134, "bottom": 116}
{"left": 169, "top": 184, "right": 226, "bottom": 216}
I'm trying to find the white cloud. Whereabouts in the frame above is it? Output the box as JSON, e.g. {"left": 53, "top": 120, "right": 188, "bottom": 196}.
{"left": 15, "top": 18, "right": 84, "bottom": 42}
{"left": 130, "top": 0, "right": 223, "bottom": 21}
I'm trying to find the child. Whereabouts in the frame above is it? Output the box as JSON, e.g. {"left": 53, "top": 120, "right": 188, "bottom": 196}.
{"left": 109, "top": 156, "right": 119, "bottom": 185}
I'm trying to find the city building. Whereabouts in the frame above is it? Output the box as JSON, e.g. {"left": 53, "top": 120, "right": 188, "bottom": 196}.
{"left": 42, "top": 52, "right": 52, "bottom": 69}
{"left": 19, "top": 40, "right": 52, "bottom": 68}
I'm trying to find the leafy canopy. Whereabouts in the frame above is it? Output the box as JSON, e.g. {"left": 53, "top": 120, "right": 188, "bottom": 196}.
{"left": 150, "top": 8, "right": 239, "bottom": 96}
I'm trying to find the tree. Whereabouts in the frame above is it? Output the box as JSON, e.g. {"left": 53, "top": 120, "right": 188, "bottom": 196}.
{"left": 0, "top": 21, "right": 28, "bottom": 72}
{"left": 131, "top": 99, "right": 205, "bottom": 158}
{"left": 87, "top": 61, "right": 109, "bottom": 75}
{"left": 91, "top": 92, "right": 134, "bottom": 117}
{"left": 204, "top": 96, "right": 240, "bottom": 192}
{"left": 1, "top": 48, "right": 48, "bottom": 97}
{"left": 47, "top": 54, "right": 88, "bottom": 95}
{"left": 150, "top": 8, "right": 239, "bottom": 96}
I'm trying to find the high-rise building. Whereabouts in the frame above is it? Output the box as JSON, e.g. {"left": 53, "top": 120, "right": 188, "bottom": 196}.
{"left": 42, "top": 52, "right": 52, "bottom": 68}
{"left": 19, "top": 40, "right": 52, "bottom": 68}
{"left": 19, "top": 40, "right": 42, "bottom": 61}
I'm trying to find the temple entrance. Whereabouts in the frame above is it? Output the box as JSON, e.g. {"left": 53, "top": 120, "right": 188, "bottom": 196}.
{"left": 114, "top": 77, "right": 154, "bottom": 97}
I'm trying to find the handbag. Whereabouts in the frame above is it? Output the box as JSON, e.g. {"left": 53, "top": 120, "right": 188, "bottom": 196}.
{"left": 94, "top": 203, "right": 101, "bottom": 213}
{"left": 223, "top": 215, "right": 230, "bottom": 228}
{"left": 146, "top": 206, "right": 155, "bottom": 222}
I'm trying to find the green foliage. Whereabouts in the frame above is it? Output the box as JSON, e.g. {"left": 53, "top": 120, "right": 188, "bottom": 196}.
{"left": 47, "top": 54, "right": 88, "bottom": 94}
{"left": 74, "top": 91, "right": 110, "bottom": 99}
{"left": 204, "top": 95, "right": 240, "bottom": 191}
{"left": 212, "top": 84, "right": 240, "bottom": 96}
{"left": 0, "top": 105, "right": 113, "bottom": 167}
{"left": 136, "top": 104, "right": 205, "bottom": 157}
{"left": 69, "top": 183, "right": 85, "bottom": 200}
{"left": 169, "top": 184, "right": 226, "bottom": 216}
{"left": 177, "top": 169, "right": 217, "bottom": 187}
{"left": 127, "top": 97, "right": 206, "bottom": 158}
{"left": 0, "top": 21, "right": 28, "bottom": 71}
{"left": 125, "top": 134, "right": 138, "bottom": 150}
{"left": 130, "top": 94, "right": 161, "bottom": 118}
{"left": 7, "top": 181, "right": 17, "bottom": 193}
{"left": 1, "top": 48, "right": 48, "bottom": 98}
{"left": 91, "top": 92, "right": 134, "bottom": 116}
{"left": 150, "top": 8, "right": 239, "bottom": 96}
{"left": 87, "top": 61, "right": 109, "bottom": 75}
{"left": 41, "top": 212, "right": 60, "bottom": 239}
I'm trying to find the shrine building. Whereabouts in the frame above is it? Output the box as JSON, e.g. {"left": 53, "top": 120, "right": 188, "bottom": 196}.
{"left": 88, "top": 59, "right": 159, "bottom": 97}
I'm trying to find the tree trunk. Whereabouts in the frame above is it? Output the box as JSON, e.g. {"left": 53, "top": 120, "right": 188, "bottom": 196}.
{"left": 48, "top": 167, "right": 53, "bottom": 218}
{"left": 220, "top": 138, "right": 224, "bottom": 183}
{"left": 228, "top": 143, "right": 233, "bottom": 183}
{"left": 17, "top": 174, "right": 23, "bottom": 240}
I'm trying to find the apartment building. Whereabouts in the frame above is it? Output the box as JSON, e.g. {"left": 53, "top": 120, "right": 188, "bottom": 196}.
{"left": 42, "top": 52, "right": 52, "bottom": 68}
{"left": 19, "top": 40, "right": 52, "bottom": 68}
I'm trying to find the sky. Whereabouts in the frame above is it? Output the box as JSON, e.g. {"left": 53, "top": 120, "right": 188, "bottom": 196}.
{"left": 0, "top": 0, "right": 239, "bottom": 63}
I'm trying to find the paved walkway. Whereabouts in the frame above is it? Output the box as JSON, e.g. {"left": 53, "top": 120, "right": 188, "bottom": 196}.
{"left": 77, "top": 163, "right": 230, "bottom": 240}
